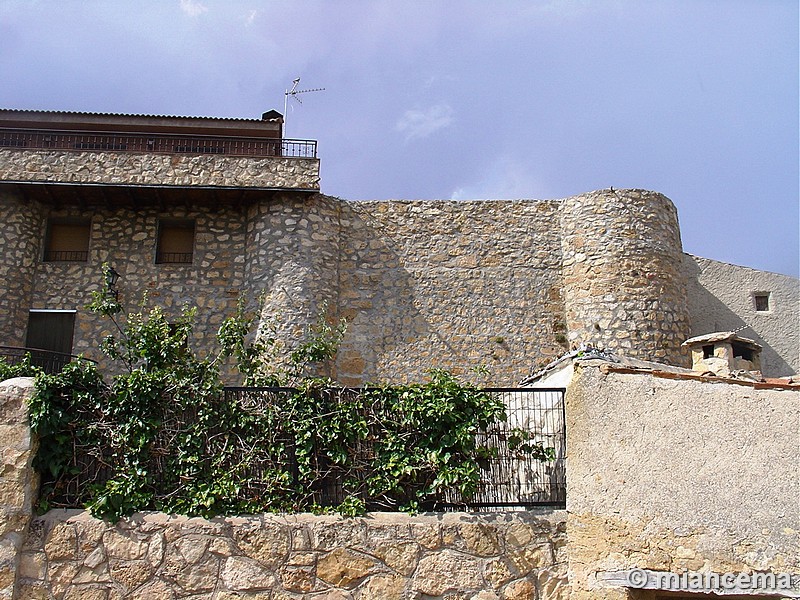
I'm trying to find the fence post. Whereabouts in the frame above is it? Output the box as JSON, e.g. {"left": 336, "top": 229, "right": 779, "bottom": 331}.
{"left": 0, "top": 378, "right": 38, "bottom": 600}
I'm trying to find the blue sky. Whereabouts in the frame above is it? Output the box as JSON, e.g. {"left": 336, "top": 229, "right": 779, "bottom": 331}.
{"left": 1, "top": 0, "right": 797, "bottom": 275}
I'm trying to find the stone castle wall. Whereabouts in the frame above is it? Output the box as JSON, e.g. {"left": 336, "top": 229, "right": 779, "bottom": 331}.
{"left": 333, "top": 199, "right": 569, "bottom": 385}
{"left": 560, "top": 190, "right": 690, "bottom": 367}
{"left": 5, "top": 184, "right": 798, "bottom": 383}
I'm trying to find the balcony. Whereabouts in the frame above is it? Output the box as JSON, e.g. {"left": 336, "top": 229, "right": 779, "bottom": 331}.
{"left": 0, "top": 129, "right": 316, "bottom": 158}
{"left": 0, "top": 111, "right": 320, "bottom": 191}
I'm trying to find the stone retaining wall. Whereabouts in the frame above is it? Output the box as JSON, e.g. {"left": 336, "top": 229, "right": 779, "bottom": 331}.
{"left": 16, "top": 510, "right": 568, "bottom": 600}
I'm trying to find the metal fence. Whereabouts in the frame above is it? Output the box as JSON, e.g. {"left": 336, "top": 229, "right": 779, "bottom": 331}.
{"left": 0, "top": 129, "right": 317, "bottom": 158}
{"left": 0, "top": 345, "right": 95, "bottom": 375}
{"left": 442, "top": 388, "right": 566, "bottom": 508}
{"left": 37, "top": 385, "right": 566, "bottom": 511}
{"left": 224, "top": 386, "right": 567, "bottom": 510}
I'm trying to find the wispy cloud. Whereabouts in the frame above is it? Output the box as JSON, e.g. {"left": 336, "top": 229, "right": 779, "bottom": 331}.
{"left": 450, "top": 155, "right": 551, "bottom": 201}
{"left": 245, "top": 9, "right": 258, "bottom": 26}
{"left": 395, "top": 104, "right": 454, "bottom": 141}
{"left": 179, "top": 0, "right": 207, "bottom": 18}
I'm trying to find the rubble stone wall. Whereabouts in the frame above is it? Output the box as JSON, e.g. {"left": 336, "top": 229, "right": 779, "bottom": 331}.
{"left": 564, "top": 361, "right": 800, "bottom": 600}
{"left": 21, "top": 201, "right": 249, "bottom": 380}
{"left": 246, "top": 193, "right": 343, "bottom": 379}
{"left": 0, "top": 191, "right": 45, "bottom": 347}
{"left": 0, "top": 149, "right": 320, "bottom": 191}
{"left": 333, "top": 198, "right": 568, "bottom": 385}
{"left": 560, "top": 189, "right": 690, "bottom": 367}
{"left": 7, "top": 184, "right": 797, "bottom": 385}
{"left": 684, "top": 254, "right": 799, "bottom": 376}
{"left": 16, "top": 510, "right": 568, "bottom": 600}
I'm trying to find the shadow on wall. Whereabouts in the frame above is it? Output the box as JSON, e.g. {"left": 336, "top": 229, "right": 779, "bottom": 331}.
{"left": 334, "top": 201, "right": 431, "bottom": 385}
{"left": 683, "top": 257, "right": 795, "bottom": 377}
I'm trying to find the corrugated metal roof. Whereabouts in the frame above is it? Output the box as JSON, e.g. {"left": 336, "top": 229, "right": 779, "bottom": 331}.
{"left": 0, "top": 109, "right": 278, "bottom": 122}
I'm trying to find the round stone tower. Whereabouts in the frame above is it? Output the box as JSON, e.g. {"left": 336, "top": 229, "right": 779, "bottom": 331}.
{"left": 560, "top": 189, "right": 690, "bottom": 366}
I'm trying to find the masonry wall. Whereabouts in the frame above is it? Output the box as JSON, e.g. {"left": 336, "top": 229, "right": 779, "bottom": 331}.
{"left": 684, "top": 254, "right": 799, "bottom": 376}
{"left": 334, "top": 198, "right": 568, "bottom": 385}
{"left": 564, "top": 362, "right": 800, "bottom": 599}
{"left": 2, "top": 375, "right": 569, "bottom": 600}
{"left": 0, "top": 190, "right": 44, "bottom": 347}
{"left": 247, "top": 193, "right": 342, "bottom": 378}
{"left": 30, "top": 203, "right": 248, "bottom": 371}
{"left": 0, "top": 149, "right": 320, "bottom": 191}
{"left": 560, "top": 189, "right": 690, "bottom": 367}
{"left": 6, "top": 182, "right": 797, "bottom": 386}
{"left": 15, "top": 510, "right": 568, "bottom": 600}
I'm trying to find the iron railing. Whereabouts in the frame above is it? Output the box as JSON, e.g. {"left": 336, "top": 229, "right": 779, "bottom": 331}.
{"left": 38, "top": 386, "right": 566, "bottom": 511}
{"left": 155, "top": 252, "right": 193, "bottom": 264}
{"left": 0, "top": 345, "right": 95, "bottom": 375}
{"left": 42, "top": 250, "right": 89, "bottom": 262}
{"left": 223, "top": 386, "right": 567, "bottom": 510}
{"left": 445, "top": 388, "right": 566, "bottom": 508}
{"left": 0, "top": 128, "right": 317, "bottom": 158}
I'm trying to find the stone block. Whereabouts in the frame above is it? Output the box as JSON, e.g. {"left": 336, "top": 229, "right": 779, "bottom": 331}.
{"left": 316, "top": 547, "right": 376, "bottom": 588}
{"left": 221, "top": 555, "right": 276, "bottom": 591}
{"left": 411, "top": 550, "right": 482, "bottom": 595}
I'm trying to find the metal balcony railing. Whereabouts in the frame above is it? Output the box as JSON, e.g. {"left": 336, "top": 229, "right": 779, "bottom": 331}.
{"left": 0, "top": 346, "right": 96, "bottom": 375}
{"left": 0, "top": 128, "right": 317, "bottom": 158}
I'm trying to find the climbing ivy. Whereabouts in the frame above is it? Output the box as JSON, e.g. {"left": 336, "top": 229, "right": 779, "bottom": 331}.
{"left": 26, "top": 265, "right": 553, "bottom": 521}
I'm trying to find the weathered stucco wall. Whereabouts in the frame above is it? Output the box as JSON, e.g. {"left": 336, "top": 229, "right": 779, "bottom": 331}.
{"left": 0, "top": 149, "right": 320, "bottom": 191}
{"left": 684, "top": 254, "right": 799, "bottom": 376}
{"left": 564, "top": 361, "right": 800, "bottom": 599}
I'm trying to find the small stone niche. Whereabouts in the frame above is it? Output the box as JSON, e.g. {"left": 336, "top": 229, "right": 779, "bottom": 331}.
{"left": 682, "top": 331, "right": 762, "bottom": 378}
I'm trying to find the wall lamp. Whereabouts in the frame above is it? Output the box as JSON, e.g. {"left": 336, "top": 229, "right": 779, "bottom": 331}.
{"left": 105, "top": 266, "right": 121, "bottom": 300}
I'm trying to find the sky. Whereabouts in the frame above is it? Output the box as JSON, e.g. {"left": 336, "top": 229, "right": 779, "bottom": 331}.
{"left": 0, "top": 0, "right": 797, "bottom": 276}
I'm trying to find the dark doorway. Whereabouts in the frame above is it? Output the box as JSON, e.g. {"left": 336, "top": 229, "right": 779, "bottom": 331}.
{"left": 25, "top": 311, "right": 75, "bottom": 354}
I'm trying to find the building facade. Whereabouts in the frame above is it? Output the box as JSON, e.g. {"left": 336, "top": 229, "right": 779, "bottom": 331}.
{"left": 0, "top": 110, "right": 797, "bottom": 384}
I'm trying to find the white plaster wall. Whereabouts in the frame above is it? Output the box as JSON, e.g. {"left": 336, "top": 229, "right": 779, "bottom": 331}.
{"left": 684, "top": 254, "right": 799, "bottom": 376}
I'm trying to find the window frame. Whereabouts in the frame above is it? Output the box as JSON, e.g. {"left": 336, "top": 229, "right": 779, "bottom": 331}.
{"left": 43, "top": 217, "right": 91, "bottom": 262}
{"left": 155, "top": 218, "right": 196, "bottom": 265}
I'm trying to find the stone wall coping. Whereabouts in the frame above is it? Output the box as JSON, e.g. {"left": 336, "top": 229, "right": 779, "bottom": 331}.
{"left": 36, "top": 507, "right": 568, "bottom": 527}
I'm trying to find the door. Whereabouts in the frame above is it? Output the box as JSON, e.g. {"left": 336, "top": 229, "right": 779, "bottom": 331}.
{"left": 25, "top": 311, "right": 76, "bottom": 372}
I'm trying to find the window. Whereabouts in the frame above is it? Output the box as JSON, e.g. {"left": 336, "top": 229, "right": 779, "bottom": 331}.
{"left": 156, "top": 219, "right": 195, "bottom": 264}
{"left": 753, "top": 292, "right": 770, "bottom": 312}
{"left": 731, "top": 342, "right": 754, "bottom": 362}
{"left": 44, "top": 218, "right": 90, "bottom": 262}
{"left": 702, "top": 344, "right": 714, "bottom": 359}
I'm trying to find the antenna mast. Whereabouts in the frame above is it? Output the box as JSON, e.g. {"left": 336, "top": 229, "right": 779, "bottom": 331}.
{"left": 283, "top": 77, "right": 325, "bottom": 137}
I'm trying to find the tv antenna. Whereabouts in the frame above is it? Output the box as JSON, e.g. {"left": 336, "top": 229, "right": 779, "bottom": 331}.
{"left": 283, "top": 77, "right": 325, "bottom": 136}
